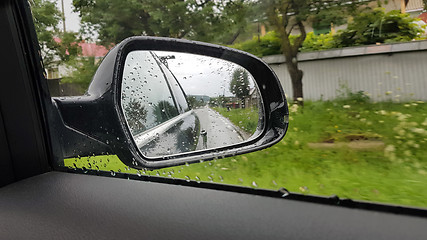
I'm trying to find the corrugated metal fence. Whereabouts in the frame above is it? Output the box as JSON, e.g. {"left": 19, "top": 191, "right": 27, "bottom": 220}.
{"left": 263, "top": 41, "right": 427, "bottom": 102}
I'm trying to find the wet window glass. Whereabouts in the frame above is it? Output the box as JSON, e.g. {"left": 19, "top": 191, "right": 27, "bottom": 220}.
{"left": 158, "top": 61, "right": 190, "bottom": 113}
{"left": 37, "top": 0, "right": 427, "bottom": 210}
{"left": 121, "top": 51, "right": 178, "bottom": 136}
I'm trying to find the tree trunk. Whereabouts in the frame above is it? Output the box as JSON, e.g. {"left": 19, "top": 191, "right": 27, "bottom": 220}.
{"left": 285, "top": 56, "right": 304, "bottom": 105}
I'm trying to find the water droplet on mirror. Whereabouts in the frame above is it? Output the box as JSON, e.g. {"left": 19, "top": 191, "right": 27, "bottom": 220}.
{"left": 252, "top": 181, "right": 258, "bottom": 188}
{"left": 195, "top": 176, "right": 201, "bottom": 183}
{"left": 110, "top": 170, "right": 116, "bottom": 176}
{"left": 279, "top": 188, "right": 290, "bottom": 197}
{"left": 185, "top": 176, "right": 191, "bottom": 182}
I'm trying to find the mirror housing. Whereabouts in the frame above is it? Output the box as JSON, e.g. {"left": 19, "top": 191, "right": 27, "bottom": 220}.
{"left": 53, "top": 37, "right": 288, "bottom": 169}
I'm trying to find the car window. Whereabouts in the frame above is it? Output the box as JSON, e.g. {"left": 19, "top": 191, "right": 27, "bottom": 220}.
{"left": 159, "top": 62, "right": 190, "bottom": 113}
{"left": 121, "top": 51, "right": 178, "bottom": 135}
{"left": 34, "top": 0, "right": 427, "bottom": 210}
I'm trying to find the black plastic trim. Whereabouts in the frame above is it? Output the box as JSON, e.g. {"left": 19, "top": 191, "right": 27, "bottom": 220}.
{"left": 61, "top": 166, "right": 427, "bottom": 218}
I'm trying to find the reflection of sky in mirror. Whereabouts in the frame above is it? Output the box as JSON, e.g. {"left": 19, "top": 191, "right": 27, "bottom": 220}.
{"left": 154, "top": 51, "right": 255, "bottom": 97}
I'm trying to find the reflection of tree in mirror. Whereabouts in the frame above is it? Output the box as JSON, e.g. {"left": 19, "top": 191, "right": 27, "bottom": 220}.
{"left": 229, "top": 68, "right": 250, "bottom": 107}
{"left": 153, "top": 100, "right": 179, "bottom": 124}
{"left": 124, "top": 99, "right": 148, "bottom": 135}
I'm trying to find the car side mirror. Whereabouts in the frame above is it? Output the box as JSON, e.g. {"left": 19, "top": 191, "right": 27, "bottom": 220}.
{"left": 52, "top": 37, "right": 288, "bottom": 169}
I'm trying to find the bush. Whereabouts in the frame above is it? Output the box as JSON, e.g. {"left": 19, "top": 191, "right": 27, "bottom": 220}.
{"left": 229, "top": 9, "right": 425, "bottom": 57}
{"left": 61, "top": 56, "right": 100, "bottom": 91}
{"left": 228, "top": 31, "right": 281, "bottom": 57}
{"left": 300, "top": 32, "right": 338, "bottom": 52}
{"left": 334, "top": 9, "right": 425, "bottom": 47}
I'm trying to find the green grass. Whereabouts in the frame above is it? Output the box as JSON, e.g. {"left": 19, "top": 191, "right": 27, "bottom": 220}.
{"left": 65, "top": 100, "right": 427, "bottom": 208}
{"left": 213, "top": 107, "right": 259, "bottom": 134}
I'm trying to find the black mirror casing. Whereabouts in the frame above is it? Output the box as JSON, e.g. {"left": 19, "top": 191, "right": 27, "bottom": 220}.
{"left": 53, "top": 37, "right": 288, "bottom": 169}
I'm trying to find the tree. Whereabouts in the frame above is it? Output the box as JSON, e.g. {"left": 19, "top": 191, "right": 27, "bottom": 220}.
{"left": 229, "top": 68, "right": 250, "bottom": 107}
{"left": 61, "top": 56, "right": 100, "bottom": 91}
{"left": 73, "top": 0, "right": 254, "bottom": 45}
{"left": 30, "top": 0, "right": 81, "bottom": 68}
{"left": 261, "top": 0, "right": 368, "bottom": 104}
{"left": 124, "top": 99, "right": 148, "bottom": 135}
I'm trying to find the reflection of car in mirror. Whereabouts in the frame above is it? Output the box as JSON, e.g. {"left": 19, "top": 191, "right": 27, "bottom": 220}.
{"left": 121, "top": 50, "right": 265, "bottom": 159}
{"left": 121, "top": 51, "right": 200, "bottom": 157}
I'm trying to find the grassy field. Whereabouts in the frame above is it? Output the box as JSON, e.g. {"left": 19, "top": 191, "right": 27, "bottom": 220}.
{"left": 65, "top": 98, "right": 427, "bottom": 208}
{"left": 212, "top": 107, "right": 259, "bottom": 134}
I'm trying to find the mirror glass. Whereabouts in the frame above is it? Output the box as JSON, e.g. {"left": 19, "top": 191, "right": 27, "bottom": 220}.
{"left": 121, "top": 50, "right": 263, "bottom": 158}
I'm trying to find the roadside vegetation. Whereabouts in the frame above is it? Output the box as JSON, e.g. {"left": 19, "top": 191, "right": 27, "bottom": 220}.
{"left": 229, "top": 9, "right": 426, "bottom": 58}
{"left": 66, "top": 92, "right": 427, "bottom": 208}
{"left": 212, "top": 107, "right": 259, "bottom": 134}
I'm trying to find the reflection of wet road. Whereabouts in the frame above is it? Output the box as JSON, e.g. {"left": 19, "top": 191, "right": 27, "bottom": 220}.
{"left": 194, "top": 107, "right": 246, "bottom": 150}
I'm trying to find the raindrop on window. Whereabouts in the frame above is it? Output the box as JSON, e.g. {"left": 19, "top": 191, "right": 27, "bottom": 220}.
{"left": 185, "top": 175, "right": 191, "bottom": 182}
{"left": 279, "top": 188, "right": 290, "bottom": 198}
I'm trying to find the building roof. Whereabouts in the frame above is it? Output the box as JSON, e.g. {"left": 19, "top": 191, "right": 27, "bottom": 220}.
{"left": 53, "top": 37, "right": 110, "bottom": 57}
{"left": 79, "top": 41, "right": 109, "bottom": 57}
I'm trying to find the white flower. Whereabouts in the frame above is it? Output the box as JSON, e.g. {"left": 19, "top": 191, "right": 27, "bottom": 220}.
{"left": 384, "top": 145, "right": 395, "bottom": 153}
{"left": 296, "top": 97, "right": 303, "bottom": 102}
{"left": 290, "top": 104, "right": 299, "bottom": 113}
{"left": 343, "top": 105, "right": 351, "bottom": 109}
{"left": 411, "top": 128, "right": 426, "bottom": 135}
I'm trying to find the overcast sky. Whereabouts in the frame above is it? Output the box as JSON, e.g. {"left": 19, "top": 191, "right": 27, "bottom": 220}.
{"left": 55, "top": 0, "right": 81, "bottom": 33}
{"left": 154, "top": 51, "right": 256, "bottom": 98}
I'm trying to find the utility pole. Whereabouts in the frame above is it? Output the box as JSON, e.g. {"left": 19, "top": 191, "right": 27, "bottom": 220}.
{"left": 61, "top": 0, "right": 66, "bottom": 33}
